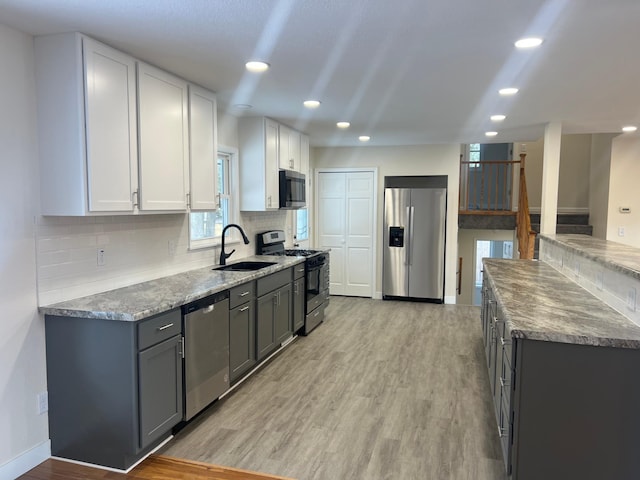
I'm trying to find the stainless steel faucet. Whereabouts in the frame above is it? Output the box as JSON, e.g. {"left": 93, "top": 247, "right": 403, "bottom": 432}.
{"left": 219, "top": 224, "right": 250, "bottom": 265}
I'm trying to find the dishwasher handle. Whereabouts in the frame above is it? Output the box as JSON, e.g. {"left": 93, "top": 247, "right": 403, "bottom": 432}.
{"left": 182, "top": 290, "right": 230, "bottom": 314}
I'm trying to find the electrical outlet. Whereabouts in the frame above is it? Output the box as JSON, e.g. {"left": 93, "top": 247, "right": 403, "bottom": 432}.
{"left": 97, "top": 248, "right": 106, "bottom": 266}
{"left": 168, "top": 240, "right": 177, "bottom": 256}
{"left": 37, "top": 391, "right": 48, "bottom": 415}
{"left": 627, "top": 288, "right": 636, "bottom": 312}
{"left": 619, "top": 226, "right": 625, "bottom": 237}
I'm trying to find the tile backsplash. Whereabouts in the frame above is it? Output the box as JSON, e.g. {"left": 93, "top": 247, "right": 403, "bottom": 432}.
{"left": 36, "top": 211, "right": 292, "bottom": 305}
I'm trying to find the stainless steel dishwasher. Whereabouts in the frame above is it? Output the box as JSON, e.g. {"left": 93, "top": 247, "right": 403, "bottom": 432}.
{"left": 182, "top": 290, "right": 230, "bottom": 420}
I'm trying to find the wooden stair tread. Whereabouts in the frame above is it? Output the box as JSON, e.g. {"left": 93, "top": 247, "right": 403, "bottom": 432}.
{"left": 19, "top": 455, "right": 296, "bottom": 480}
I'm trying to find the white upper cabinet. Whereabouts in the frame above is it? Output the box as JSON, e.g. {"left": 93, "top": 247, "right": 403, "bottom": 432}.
{"left": 137, "top": 63, "right": 189, "bottom": 211}
{"left": 278, "top": 124, "right": 301, "bottom": 171}
{"left": 35, "top": 33, "right": 139, "bottom": 215}
{"left": 300, "top": 134, "right": 310, "bottom": 178}
{"left": 239, "top": 117, "right": 280, "bottom": 211}
{"left": 188, "top": 85, "right": 218, "bottom": 211}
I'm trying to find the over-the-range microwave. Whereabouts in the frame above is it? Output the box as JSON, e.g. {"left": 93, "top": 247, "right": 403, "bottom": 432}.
{"left": 279, "top": 169, "right": 306, "bottom": 209}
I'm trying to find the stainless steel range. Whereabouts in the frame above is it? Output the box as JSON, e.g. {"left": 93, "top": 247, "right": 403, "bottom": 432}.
{"left": 256, "top": 230, "right": 329, "bottom": 335}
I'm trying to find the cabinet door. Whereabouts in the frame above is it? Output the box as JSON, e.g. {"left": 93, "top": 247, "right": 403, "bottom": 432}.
{"left": 188, "top": 85, "right": 218, "bottom": 211}
{"left": 278, "top": 125, "right": 301, "bottom": 171}
{"left": 274, "top": 284, "right": 292, "bottom": 344}
{"left": 257, "top": 293, "right": 277, "bottom": 361}
{"left": 138, "top": 334, "right": 183, "bottom": 449}
{"left": 230, "top": 301, "right": 256, "bottom": 382}
{"left": 265, "top": 119, "right": 280, "bottom": 209}
{"left": 300, "top": 134, "right": 309, "bottom": 177}
{"left": 137, "top": 63, "right": 189, "bottom": 211}
{"left": 293, "top": 278, "right": 305, "bottom": 332}
{"left": 83, "top": 37, "right": 138, "bottom": 212}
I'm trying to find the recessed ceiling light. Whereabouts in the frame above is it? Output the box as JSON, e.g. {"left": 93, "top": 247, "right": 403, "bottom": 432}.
{"left": 515, "top": 37, "right": 543, "bottom": 49}
{"left": 485, "top": 131, "right": 498, "bottom": 137}
{"left": 491, "top": 114, "right": 506, "bottom": 122}
{"left": 233, "top": 104, "right": 253, "bottom": 110}
{"left": 303, "top": 100, "right": 321, "bottom": 109}
{"left": 622, "top": 126, "right": 638, "bottom": 133}
{"left": 499, "top": 88, "right": 519, "bottom": 96}
{"left": 245, "top": 61, "right": 269, "bottom": 73}
{"left": 337, "top": 121, "right": 351, "bottom": 129}
{"left": 359, "top": 135, "right": 371, "bottom": 142}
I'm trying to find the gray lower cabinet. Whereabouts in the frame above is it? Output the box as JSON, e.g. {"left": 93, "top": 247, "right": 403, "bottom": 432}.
{"left": 229, "top": 281, "right": 257, "bottom": 383}
{"left": 256, "top": 268, "right": 293, "bottom": 361}
{"left": 482, "top": 274, "right": 640, "bottom": 480}
{"left": 45, "top": 308, "right": 183, "bottom": 470}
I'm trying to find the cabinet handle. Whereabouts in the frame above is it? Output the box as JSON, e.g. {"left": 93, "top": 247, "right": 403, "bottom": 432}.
{"left": 500, "top": 337, "right": 510, "bottom": 347}
{"left": 297, "top": 267, "right": 305, "bottom": 273}
{"left": 186, "top": 192, "right": 191, "bottom": 209}
{"left": 267, "top": 195, "right": 272, "bottom": 207}
{"left": 498, "top": 424, "right": 508, "bottom": 438}
{"left": 239, "top": 306, "right": 249, "bottom": 312}
{"left": 179, "top": 336, "right": 185, "bottom": 359}
{"left": 238, "top": 291, "right": 250, "bottom": 297}
{"left": 294, "top": 283, "right": 299, "bottom": 295}
{"left": 500, "top": 376, "right": 510, "bottom": 389}
{"left": 132, "top": 189, "right": 139, "bottom": 208}
{"left": 157, "top": 323, "right": 174, "bottom": 331}
{"left": 314, "top": 311, "right": 320, "bottom": 317}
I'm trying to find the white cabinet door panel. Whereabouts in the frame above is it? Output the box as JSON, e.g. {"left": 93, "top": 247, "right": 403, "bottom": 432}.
{"left": 138, "top": 63, "right": 189, "bottom": 211}
{"left": 83, "top": 38, "right": 138, "bottom": 212}
{"left": 188, "top": 85, "right": 218, "bottom": 211}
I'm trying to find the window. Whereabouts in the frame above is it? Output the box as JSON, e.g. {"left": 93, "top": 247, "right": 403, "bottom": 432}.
{"left": 469, "top": 143, "right": 481, "bottom": 167}
{"left": 189, "top": 148, "right": 238, "bottom": 249}
{"left": 296, "top": 208, "right": 309, "bottom": 242}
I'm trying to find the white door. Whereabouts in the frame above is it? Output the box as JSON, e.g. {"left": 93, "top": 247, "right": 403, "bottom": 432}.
{"left": 317, "top": 171, "right": 375, "bottom": 297}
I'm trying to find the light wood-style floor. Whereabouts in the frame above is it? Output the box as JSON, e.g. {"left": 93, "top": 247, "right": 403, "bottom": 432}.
{"left": 160, "top": 296, "right": 507, "bottom": 480}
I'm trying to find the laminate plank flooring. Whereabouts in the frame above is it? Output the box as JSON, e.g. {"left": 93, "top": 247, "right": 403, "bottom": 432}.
{"left": 160, "top": 297, "right": 507, "bottom": 480}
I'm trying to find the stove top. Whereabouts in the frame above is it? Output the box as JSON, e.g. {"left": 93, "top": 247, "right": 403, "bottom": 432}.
{"left": 284, "top": 249, "right": 323, "bottom": 257}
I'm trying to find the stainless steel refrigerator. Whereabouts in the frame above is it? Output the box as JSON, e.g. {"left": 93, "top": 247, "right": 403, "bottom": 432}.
{"left": 383, "top": 180, "right": 446, "bottom": 302}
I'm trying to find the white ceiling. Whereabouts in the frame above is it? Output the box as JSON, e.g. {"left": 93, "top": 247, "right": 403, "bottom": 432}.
{"left": 1, "top": 0, "right": 639, "bottom": 147}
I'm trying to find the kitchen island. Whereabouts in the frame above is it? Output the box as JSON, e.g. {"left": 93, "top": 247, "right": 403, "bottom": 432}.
{"left": 482, "top": 254, "right": 640, "bottom": 480}
{"left": 39, "top": 255, "right": 305, "bottom": 471}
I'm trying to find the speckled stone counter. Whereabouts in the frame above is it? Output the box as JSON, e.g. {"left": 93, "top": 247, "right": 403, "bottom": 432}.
{"left": 483, "top": 258, "right": 640, "bottom": 348}
{"left": 539, "top": 234, "right": 640, "bottom": 326}
{"left": 39, "top": 255, "right": 304, "bottom": 321}
{"left": 540, "top": 233, "right": 640, "bottom": 280}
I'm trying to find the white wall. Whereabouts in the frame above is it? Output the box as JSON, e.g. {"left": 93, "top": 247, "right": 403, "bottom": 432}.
{"left": 521, "top": 134, "right": 592, "bottom": 212}
{"left": 607, "top": 134, "right": 640, "bottom": 247}
{"left": 0, "top": 24, "right": 50, "bottom": 477}
{"left": 312, "top": 144, "right": 460, "bottom": 303}
{"left": 589, "top": 134, "right": 616, "bottom": 239}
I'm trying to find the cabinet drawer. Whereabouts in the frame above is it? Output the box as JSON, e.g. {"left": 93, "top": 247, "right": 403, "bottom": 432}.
{"left": 293, "top": 263, "right": 306, "bottom": 280}
{"left": 138, "top": 309, "right": 181, "bottom": 351}
{"left": 257, "top": 268, "right": 291, "bottom": 297}
{"left": 229, "top": 281, "right": 256, "bottom": 309}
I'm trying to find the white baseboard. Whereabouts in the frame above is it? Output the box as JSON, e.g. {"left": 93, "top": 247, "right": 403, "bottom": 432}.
{"left": 0, "top": 440, "right": 50, "bottom": 480}
{"left": 444, "top": 295, "right": 456, "bottom": 304}
{"left": 373, "top": 291, "right": 382, "bottom": 300}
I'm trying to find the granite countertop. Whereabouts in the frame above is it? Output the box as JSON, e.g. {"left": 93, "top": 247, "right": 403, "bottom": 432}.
{"left": 39, "top": 255, "right": 305, "bottom": 322}
{"left": 540, "top": 234, "right": 640, "bottom": 281}
{"left": 483, "top": 258, "right": 640, "bottom": 349}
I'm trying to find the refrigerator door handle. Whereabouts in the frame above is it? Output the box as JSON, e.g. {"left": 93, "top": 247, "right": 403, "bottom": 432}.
{"left": 409, "top": 206, "right": 415, "bottom": 265}
{"left": 405, "top": 206, "right": 411, "bottom": 265}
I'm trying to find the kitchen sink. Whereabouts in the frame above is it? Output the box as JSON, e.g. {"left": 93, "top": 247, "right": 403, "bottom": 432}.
{"left": 214, "top": 261, "right": 277, "bottom": 272}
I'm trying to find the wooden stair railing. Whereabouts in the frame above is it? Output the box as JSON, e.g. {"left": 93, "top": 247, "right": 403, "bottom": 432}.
{"left": 516, "top": 153, "right": 536, "bottom": 259}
